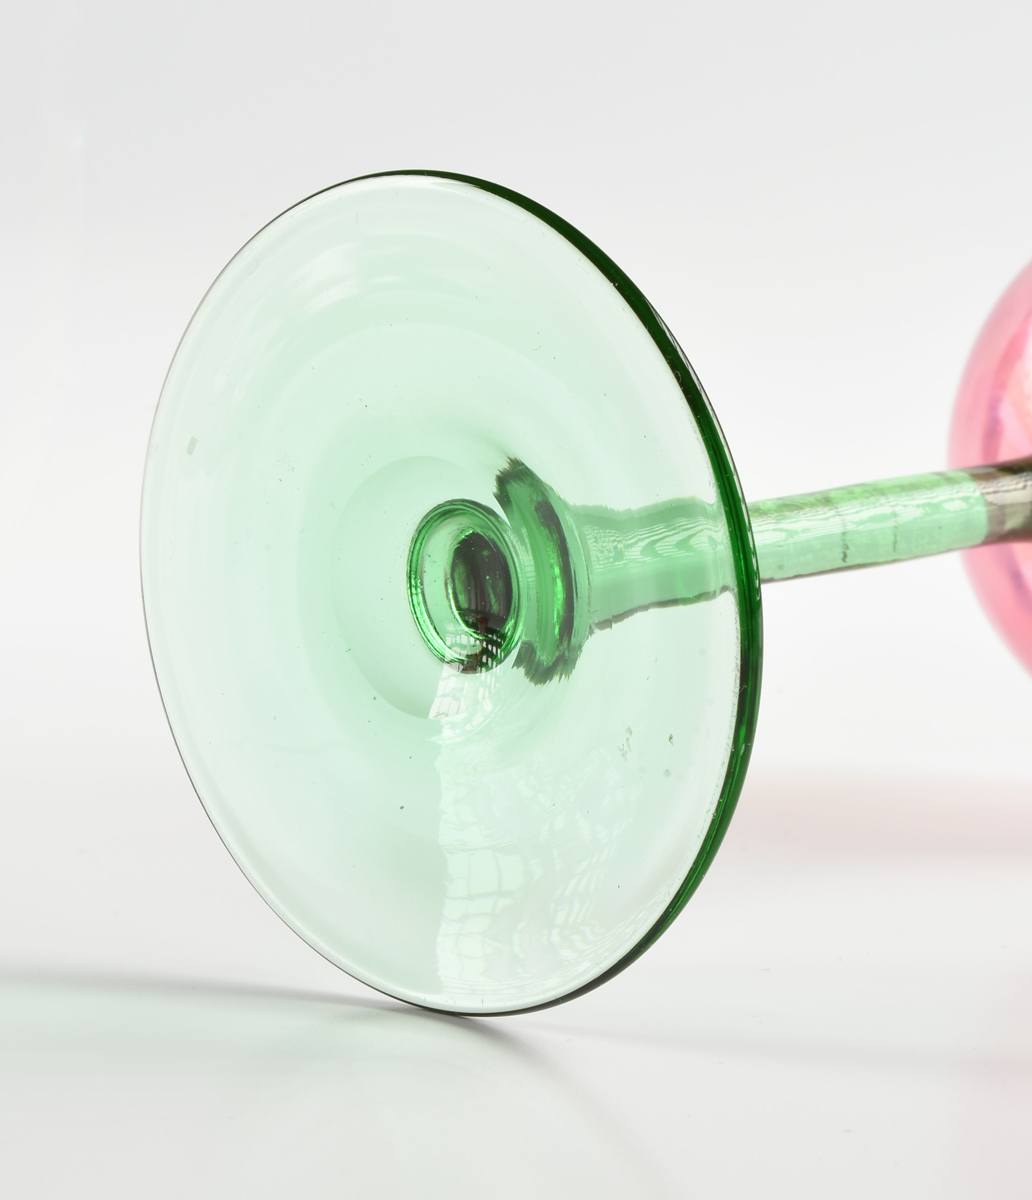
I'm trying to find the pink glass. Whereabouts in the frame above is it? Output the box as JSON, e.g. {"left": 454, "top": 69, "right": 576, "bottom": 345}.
{"left": 949, "top": 259, "right": 1032, "bottom": 675}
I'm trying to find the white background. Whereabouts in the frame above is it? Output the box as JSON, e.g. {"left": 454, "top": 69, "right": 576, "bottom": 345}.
{"left": 2, "top": 2, "right": 1032, "bottom": 1195}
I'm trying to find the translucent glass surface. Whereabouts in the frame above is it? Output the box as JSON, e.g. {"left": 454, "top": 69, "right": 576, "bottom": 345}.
{"left": 141, "top": 173, "right": 759, "bottom": 1013}
{"left": 950, "top": 257, "right": 1032, "bottom": 676}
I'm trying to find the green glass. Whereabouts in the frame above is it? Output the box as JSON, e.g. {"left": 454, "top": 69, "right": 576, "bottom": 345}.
{"left": 142, "top": 173, "right": 759, "bottom": 1014}
{"left": 142, "top": 172, "right": 1032, "bottom": 1015}
{"left": 750, "top": 460, "right": 1032, "bottom": 581}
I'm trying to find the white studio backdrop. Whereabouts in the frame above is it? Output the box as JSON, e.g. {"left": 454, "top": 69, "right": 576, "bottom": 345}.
{"left": 1, "top": 3, "right": 1032, "bottom": 1197}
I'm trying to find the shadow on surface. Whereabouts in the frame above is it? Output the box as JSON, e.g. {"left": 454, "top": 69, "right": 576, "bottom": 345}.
{"left": 0, "top": 968, "right": 667, "bottom": 1199}
{"left": 734, "top": 771, "right": 1032, "bottom": 859}
{"left": 528, "top": 772, "right": 1032, "bottom": 1081}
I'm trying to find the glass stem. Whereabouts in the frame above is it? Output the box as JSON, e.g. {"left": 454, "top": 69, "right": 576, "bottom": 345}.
{"left": 408, "top": 456, "right": 1032, "bottom": 680}
{"left": 567, "top": 456, "right": 1032, "bottom": 634}
{"left": 750, "top": 456, "right": 1032, "bottom": 583}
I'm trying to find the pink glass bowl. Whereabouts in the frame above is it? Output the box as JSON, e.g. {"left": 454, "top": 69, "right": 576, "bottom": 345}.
{"left": 949, "top": 259, "right": 1032, "bottom": 675}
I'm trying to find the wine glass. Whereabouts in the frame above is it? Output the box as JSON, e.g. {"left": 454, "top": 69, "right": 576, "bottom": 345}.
{"left": 141, "top": 171, "right": 1032, "bottom": 1015}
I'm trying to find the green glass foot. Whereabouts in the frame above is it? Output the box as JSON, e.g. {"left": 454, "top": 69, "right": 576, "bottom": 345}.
{"left": 141, "top": 172, "right": 760, "bottom": 1014}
